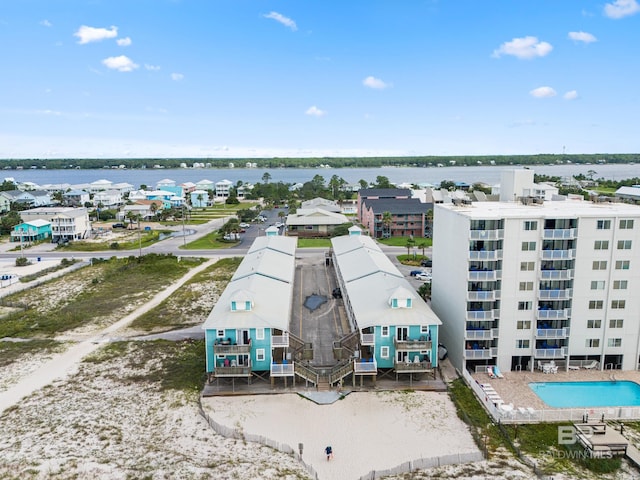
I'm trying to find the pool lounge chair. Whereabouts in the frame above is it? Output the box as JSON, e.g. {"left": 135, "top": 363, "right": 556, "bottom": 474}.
{"left": 487, "top": 366, "right": 497, "bottom": 379}
{"left": 583, "top": 360, "right": 598, "bottom": 370}
{"left": 493, "top": 365, "right": 504, "bottom": 378}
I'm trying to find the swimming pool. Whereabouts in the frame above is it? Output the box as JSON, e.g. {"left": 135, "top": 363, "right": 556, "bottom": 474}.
{"left": 529, "top": 381, "right": 640, "bottom": 408}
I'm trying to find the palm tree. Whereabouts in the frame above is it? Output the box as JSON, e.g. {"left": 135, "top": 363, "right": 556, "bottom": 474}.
{"left": 150, "top": 202, "right": 158, "bottom": 220}
{"left": 381, "top": 211, "right": 392, "bottom": 238}
{"left": 262, "top": 172, "right": 272, "bottom": 184}
{"left": 125, "top": 210, "right": 138, "bottom": 230}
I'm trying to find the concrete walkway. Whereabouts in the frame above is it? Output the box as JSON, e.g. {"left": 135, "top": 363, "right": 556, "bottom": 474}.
{"left": 0, "top": 258, "right": 217, "bottom": 415}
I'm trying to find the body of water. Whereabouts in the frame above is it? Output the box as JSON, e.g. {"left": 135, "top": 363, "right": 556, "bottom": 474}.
{"left": 4, "top": 164, "right": 640, "bottom": 189}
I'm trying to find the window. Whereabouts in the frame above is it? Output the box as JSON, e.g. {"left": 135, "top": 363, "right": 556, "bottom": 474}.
{"left": 517, "top": 320, "right": 531, "bottom": 330}
{"left": 589, "top": 300, "right": 603, "bottom": 310}
{"left": 256, "top": 348, "right": 265, "bottom": 362}
{"left": 608, "top": 338, "right": 622, "bottom": 348}
{"left": 613, "top": 280, "right": 628, "bottom": 290}
{"left": 521, "top": 241, "right": 536, "bottom": 251}
{"left": 592, "top": 261, "right": 607, "bottom": 270}
{"left": 617, "top": 240, "right": 632, "bottom": 250}
{"left": 594, "top": 240, "right": 609, "bottom": 250}
{"left": 620, "top": 219, "right": 634, "bottom": 229}
{"left": 586, "top": 339, "right": 600, "bottom": 348}
{"left": 231, "top": 301, "right": 237, "bottom": 311}
{"left": 520, "top": 262, "right": 535, "bottom": 271}
{"left": 611, "top": 300, "right": 626, "bottom": 309}
{"left": 518, "top": 301, "right": 532, "bottom": 311}
{"left": 406, "top": 298, "right": 412, "bottom": 308}
{"left": 380, "top": 346, "right": 389, "bottom": 359}
{"left": 516, "top": 339, "right": 530, "bottom": 348}
{"left": 524, "top": 221, "right": 538, "bottom": 231}
{"left": 587, "top": 319, "right": 601, "bottom": 329}
{"left": 597, "top": 219, "right": 611, "bottom": 230}
{"left": 610, "top": 319, "right": 624, "bottom": 328}
{"left": 391, "top": 298, "right": 398, "bottom": 308}
{"left": 519, "top": 282, "right": 534, "bottom": 291}
{"left": 615, "top": 260, "right": 630, "bottom": 270}
{"left": 381, "top": 326, "right": 389, "bottom": 337}
{"left": 256, "top": 328, "right": 264, "bottom": 340}
{"left": 217, "top": 330, "right": 225, "bottom": 338}
{"left": 245, "top": 300, "right": 252, "bottom": 311}
{"left": 590, "top": 281, "right": 605, "bottom": 290}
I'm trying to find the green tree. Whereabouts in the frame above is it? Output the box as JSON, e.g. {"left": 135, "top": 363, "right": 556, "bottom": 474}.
{"left": 440, "top": 180, "right": 455, "bottom": 190}
{"left": 0, "top": 211, "right": 21, "bottom": 235}
{"left": 381, "top": 211, "right": 393, "bottom": 238}
{"left": 374, "top": 176, "right": 392, "bottom": 189}
{"left": 405, "top": 237, "right": 416, "bottom": 255}
{"left": 262, "top": 172, "right": 272, "bottom": 184}
{"left": 0, "top": 180, "right": 17, "bottom": 191}
{"left": 358, "top": 179, "right": 369, "bottom": 190}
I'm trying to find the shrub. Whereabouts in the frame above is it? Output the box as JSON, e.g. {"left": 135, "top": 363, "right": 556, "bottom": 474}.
{"left": 15, "top": 257, "right": 29, "bottom": 267}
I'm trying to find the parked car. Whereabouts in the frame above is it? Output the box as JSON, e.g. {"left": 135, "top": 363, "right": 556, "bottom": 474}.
{"left": 415, "top": 272, "right": 432, "bottom": 282}
{"left": 239, "top": 223, "right": 250, "bottom": 228}
{"left": 332, "top": 287, "right": 342, "bottom": 299}
{"left": 410, "top": 270, "right": 425, "bottom": 277}
{"left": 112, "top": 222, "right": 125, "bottom": 229}
{"left": 420, "top": 259, "right": 432, "bottom": 267}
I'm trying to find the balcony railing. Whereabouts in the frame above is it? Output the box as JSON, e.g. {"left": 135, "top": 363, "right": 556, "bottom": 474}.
{"left": 394, "top": 337, "right": 432, "bottom": 351}
{"left": 534, "top": 347, "right": 568, "bottom": 358}
{"left": 270, "top": 362, "right": 295, "bottom": 377}
{"left": 536, "top": 308, "right": 571, "bottom": 320}
{"left": 543, "top": 228, "right": 577, "bottom": 239}
{"left": 540, "top": 269, "right": 574, "bottom": 280}
{"left": 353, "top": 359, "right": 378, "bottom": 374}
{"left": 464, "top": 348, "right": 497, "bottom": 359}
{"left": 272, "top": 333, "right": 289, "bottom": 348}
{"left": 466, "top": 309, "right": 499, "bottom": 321}
{"left": 535, "top": 328, "right": 570, "bottom": 338}
{"left": 467, "top": 290, "right": 496, "bottom": 301}
{"left": 360, "top": 333, "right": 375, "bottom": 346}
{"left": 469, "top": 250, "right": 503, "bottom": 261}
{"left": 394, "top": 360, "right": 433, "bottom": 373}
{"left": 465, "top": 328, "right": 499, "bottom": 340}
{"left": 468, "top": 270, "right": 501, "bottom": 281}
{"left": 214, "top": 365, "right": 252, "bottom": 377}
{"left": 538, "top": 288, "right": 573, "bottom": 300}
{"left": 541, "top": 249, "right": 576, "bottom": 260}
{"left": 469, "top": 229, "right": 504, "bottom": 240}
{"left": 213, "top": 343, "right": 251, "bottom": 355}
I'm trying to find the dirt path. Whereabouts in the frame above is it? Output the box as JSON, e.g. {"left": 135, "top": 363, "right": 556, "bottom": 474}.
{"left": 0, "top": 258, "right": 218, "bottom": 415}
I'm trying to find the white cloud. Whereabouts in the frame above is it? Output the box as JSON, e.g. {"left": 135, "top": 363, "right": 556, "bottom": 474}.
{"left": 564, "top": 90, "right": 579, "bottom": 100}
{"left": 263, "top": 11, "right": 297, "bottom": 31}
{"left": 117, "top": 37, "right": 132, "bottom": 47}
{"left": 145, "top": 64, "right": 161, "bottom": 71}
{"left": 74, "top": 25, "right": 118, "bottom": 44}
{"left": 305, "top": 106, "right": 326, "bottom": 117}
{"left": 492, "top": 36, "right": 553, "bottom": 59}
{"left": 568, "top": 31, "right": 597, "bottom": 43}
{"left": 604, "top": 0, "right": 640, "bottom": 18}
{"left": 40, "top": 20, "right": 52, "bottom": 27}
{"left": 171, "top": 73, "right": 184, "bottom": 81}
{"left": 102, "top": 55, "right": 139, "bottom": 72}
{"left": 363, "top": 76, "right": 390, "bottom": 89}
{"left": 529, "top": 86, "right": 557, "bottom": 98}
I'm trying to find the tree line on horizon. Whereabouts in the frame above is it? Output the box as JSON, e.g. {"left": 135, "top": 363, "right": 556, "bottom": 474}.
{"left": 1, "top": 153, "right": 640, "bottom": 170}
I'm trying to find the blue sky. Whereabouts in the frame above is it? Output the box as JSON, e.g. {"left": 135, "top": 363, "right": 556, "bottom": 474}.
{"left": 1, "top": 0, "right": 639, "bottom": 159}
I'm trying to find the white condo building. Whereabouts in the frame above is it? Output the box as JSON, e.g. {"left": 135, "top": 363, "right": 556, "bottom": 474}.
{"left": 432, "top": 191, "right": 640, "bottom": 374}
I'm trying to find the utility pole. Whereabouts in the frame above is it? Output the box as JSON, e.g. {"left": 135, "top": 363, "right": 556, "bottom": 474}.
{"left": 138, "top": 216, "right": 142, "bottom": 260}
{"left": 182, "top": 204, "right": 186, "bottom": 247}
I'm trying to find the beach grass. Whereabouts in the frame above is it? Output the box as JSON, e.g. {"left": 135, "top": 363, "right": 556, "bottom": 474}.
{"left": 181, "top": 232, "right": 239, "bottom": 249}
{"left": 377, "top": 236, "right": 433, "bottom": 247}
{"left": 297, "top": 238, "right": 331, "bottom": 248}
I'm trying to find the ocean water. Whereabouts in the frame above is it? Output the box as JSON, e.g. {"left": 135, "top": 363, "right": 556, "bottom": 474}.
{"left": 4, "top": 163, "right": 640, "bottom": 190}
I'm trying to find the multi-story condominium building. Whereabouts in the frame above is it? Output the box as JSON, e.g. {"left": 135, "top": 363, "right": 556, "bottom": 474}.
{"left": 432, "top": 197, "right": 640, "bottom": 374}
{"left": 357, "top": 188, "right": 429, "bottom": 238}
{"left": 20, "top": 207, "right": 92, "bottom": 242}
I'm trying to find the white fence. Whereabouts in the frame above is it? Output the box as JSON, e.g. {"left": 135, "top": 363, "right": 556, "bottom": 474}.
{"left": 356, "top": 452, "right": 484, "bottom": 480}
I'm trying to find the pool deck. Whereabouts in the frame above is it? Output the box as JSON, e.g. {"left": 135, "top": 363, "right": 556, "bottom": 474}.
{"left": 472, "top": 368, "right": 640, "bottom": 414}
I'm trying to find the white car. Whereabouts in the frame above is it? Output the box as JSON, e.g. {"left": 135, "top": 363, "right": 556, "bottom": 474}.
{"left": 239, "top": 223, "right": 250, "bottom": 228}
{"left": 415, "top": 272, "right": 432, "bottom": 282}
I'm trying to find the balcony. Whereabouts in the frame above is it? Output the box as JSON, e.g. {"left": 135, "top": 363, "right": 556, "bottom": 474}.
{"left": 469, "top": 229, "right": 504, "bottom": 240}
{"left": 213, "top": 343, "right": 251, "bottom": 355}
{"left": 214, "top": 365, "right": 252, "bottom": 377}
{"left": 537, "top": 288, "right": 573, "bottom": 300}
{"left": 468, "top": 270, "right": 501, "bottom": 281}
{"left": 469, "top": 250, "right": 503, "bottom": 261}
{"left": 534, "top": 347, "right": 568, "bottom": 359}
{"left": 535, "top": 328, "right": 570, "bottom": 339}
{"left": 394, "top": 337, "right": 432, "bottom": 351}
{"left": 272, "top": 333, "right": 289, "bottom": 348}
{"left": 541, "top": 249, "right": 576, "bottom": 260}
{"left": 543, "top": 228, "right": 577, "bottom": 240}
{"left": 540, "top": 269, "right": 574, "bottom": 280}
{"left": 465, "top": 328, "right": 499, "bottom": 340}
{"left": 536, "top": 308, "right": 571, "bottom": 320}
{"left": 466, "top": 309, "right": 499, "bottom": 321}
{"left": 360, "top": 333, "right": 375, "bottom": 346}
{"left": 394, "top": 360, "right": 433, "bottom": 374}
{"left": 467, "top": 290, "right": 496, "bottom": 301}
{"left": 270, "top": 362, "right": 295, "bottom": 377}
{"left": 464, "top": 347, "right": 498, "bottom": 360}
{"left": 353, "top": 359, "right": 378, "bottom": 375}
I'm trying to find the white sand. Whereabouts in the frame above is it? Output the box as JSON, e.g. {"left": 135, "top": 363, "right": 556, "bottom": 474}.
{"left": 203, "top": 390, "right": 480, "bottom": 480}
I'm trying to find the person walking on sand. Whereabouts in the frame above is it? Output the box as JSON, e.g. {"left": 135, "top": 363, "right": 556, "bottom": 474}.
{"left": 325, "top": 445, "right": 333, "bottom": 460}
